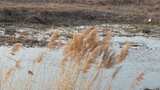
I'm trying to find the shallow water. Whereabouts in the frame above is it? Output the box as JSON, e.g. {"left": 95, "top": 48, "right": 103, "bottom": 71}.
{"left": 0, "top": 25, "right": 160, "bottom": 90}
{"left": 0, "top": 35, "right": 160, "bottom": 90}
{"left": 113, "top": 36, "right": 160, "bottom": 48}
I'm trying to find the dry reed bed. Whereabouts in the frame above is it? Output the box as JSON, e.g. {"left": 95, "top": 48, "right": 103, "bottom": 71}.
{"left": 0, "top": 27, "right": 144, "bottom": 90}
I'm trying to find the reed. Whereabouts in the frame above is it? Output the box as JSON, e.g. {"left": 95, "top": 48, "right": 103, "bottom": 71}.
{"left": 1, "top": 27, "right": 132, "bottom": 90}
{"left": 129, "top": 72, "right": 144, "bottom": 90}
{"left": 57, "top": 27, "right": 130, "bottom": 90}
{"left": 47, "top": 31, "right": 60, "bottom": 49}
{"left": 10, "top": 43, "right": 23, "bottom": 55}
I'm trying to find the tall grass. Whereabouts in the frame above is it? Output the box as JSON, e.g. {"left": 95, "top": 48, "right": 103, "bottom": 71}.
{"left": 0, "top": 27, "right": 140, "bottom": 90}
{"left": 55, "top": 27, "right": 129, "bottom": 90}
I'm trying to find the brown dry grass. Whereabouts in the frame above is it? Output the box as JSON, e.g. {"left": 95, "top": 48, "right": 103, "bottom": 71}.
{"left": 129, "top": 72, "right": 144, "bottom": 90}
{"left": 0, "top": 27, "right": 143, "bottom": 90}
{"left": 10, "top": 43, "right": 23, "bottom": 55}
{"left": 0, "top": 2, "right": 159, "bottom": 25}
{"left": 56, "top": 27, "right": 130, "bottom": 90}
{"left": 0, "top": 2, "right": 108, "bottom": 12}
{"left": 47, "top": 31, "right": 60, "bottom": 49}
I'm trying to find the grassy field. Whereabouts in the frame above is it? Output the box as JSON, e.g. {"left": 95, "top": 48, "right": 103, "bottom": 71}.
{"left": 1, "top": 0, "right": 160, "bottom": 5}
{"left": 0, "top": 1, "right": 159, "bottom": 25}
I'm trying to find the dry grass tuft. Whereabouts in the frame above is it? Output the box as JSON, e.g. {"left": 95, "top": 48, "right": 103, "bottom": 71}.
{"left": 10, "top": 43, "right": 23, "bottom": 55}
{"left": 1, "top": 27, "right": 132, "bottom": 90}
{"left": 15, "top": 60, "right": 21, "bottom": 68}
{"left": 129, "top": 72, "right": 144, "bottom": 90}
{"left": 58, "top": 27, "right": 130, "bottom": 90}
{"left": 4, "top": 68, "right": 15, "bottom": 81}
{"left": 47, "top": 31, "right": 60, "bottom": 49}
{"left": 34, "top": 53, "right": 44, "bottom": 64}
{"left": 115, "top": 42, "right": 129, "bottom": 64}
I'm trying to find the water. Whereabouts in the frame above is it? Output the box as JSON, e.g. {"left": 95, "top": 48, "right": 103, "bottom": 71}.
{"left": 113, "top": 36, "right": 160, "bottom": 49}
{"left": 0, "top": 24, "right": 160, "bottom": 90}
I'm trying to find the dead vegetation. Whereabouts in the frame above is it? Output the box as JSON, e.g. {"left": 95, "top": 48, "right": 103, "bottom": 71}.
{"left": 1, "top": 0, "right": 160, "bottom": 5}
{"left": 0, "top": 1, "right": 159, "bottom": 25}
{"left": 56, "top": 27, "right": 130, "bottom": 90}
{"left": 0, "top": 27, "right": 146, "bottom": 90}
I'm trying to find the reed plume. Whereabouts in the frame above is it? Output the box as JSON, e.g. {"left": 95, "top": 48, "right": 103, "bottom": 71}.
{"left": 4, "top": 68, "right": 16, "bottom": 81}
{"left": 1, "top": 26, "right": 131, "bottom": 90}
{"left": 47, "top": 31, "right": 60, "bottom": 49}
{"left": 129, "top": 72, "right": 144, "bottom": 90}
{"left": 115, "top": 43, "right": 129, "bottom": 64}
{"left": 10, "top": 43, "right": 23, "bottom": 55}
{"left": 34, "top": 53, "right": 44, "bottom": 64}
{"left": 58, "top": 27, "right": 129, "bottom": 90}
{"left": 15, "top": 60, "right": 21, "bottom": 68}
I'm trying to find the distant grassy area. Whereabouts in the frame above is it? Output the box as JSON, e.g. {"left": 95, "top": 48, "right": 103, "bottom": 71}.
{"left": 1, "top": 0, "right": 160, "bottom": 5}
{"left": 0, "top": 1, "right": 159, "bottom": 25}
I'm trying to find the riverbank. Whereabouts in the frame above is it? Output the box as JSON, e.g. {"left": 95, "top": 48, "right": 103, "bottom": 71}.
{"left": 0, "top": 23, "right": 160, "bottom": 47}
